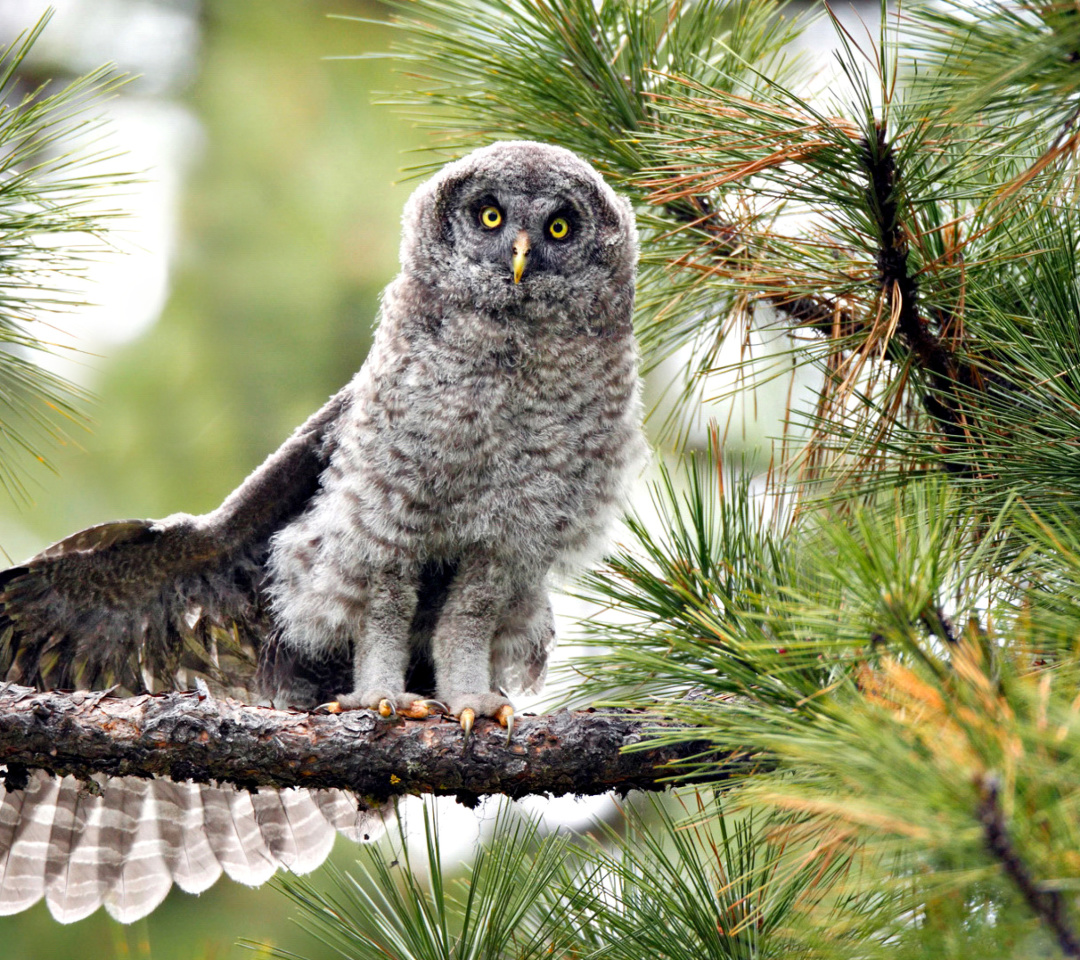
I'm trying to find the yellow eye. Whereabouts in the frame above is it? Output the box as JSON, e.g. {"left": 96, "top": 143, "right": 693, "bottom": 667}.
{"left": 479, "top": 205, "right": 503, "bottom": 229}
{"left": 548, "top": 217, "right": 570, "bottom": 240}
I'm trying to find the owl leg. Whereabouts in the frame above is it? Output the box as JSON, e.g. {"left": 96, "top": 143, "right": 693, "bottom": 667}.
{"left": 431, "top": 554, "right": 515, "bottom": 741}
{"left": 491, "top": 585, "right": 556, "bottom": 695}
{"left": 326, "top": 569, "right": 435, "bottom": 718}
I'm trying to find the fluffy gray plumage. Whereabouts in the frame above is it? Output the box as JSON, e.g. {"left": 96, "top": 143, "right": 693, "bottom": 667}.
{"left": 0, "top": 141, "right": 644, "bottom": 922}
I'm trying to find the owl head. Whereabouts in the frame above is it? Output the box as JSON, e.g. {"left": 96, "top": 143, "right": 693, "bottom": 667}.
{"left": 399, "top": 142, "right": 637, "bottom": 325}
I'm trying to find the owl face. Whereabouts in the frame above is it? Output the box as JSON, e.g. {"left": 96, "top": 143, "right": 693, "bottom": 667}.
{"left": 399, "top": 142, "right": 637, "bottom": 323}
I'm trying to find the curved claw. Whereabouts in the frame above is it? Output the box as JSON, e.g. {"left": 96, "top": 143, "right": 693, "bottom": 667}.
{"left": 460, "top": 707, "right": 475, "bottom": 743}
{"left": 495, "top": 704, "right": 515, "bottom": 745}
{"left": 421, "top": 699, "right": 449, "bottom": 714}
{"left": 400, "top": 699, "right": 447, "bottom": 720}
{"left": 316, "top": 701, "right": 343, "bottom": 715}
{"left": 378, "top": 698, "right": 396, "bottom": 718}
{"left": 400, "top": 701, "right": 426, "bottom": 719}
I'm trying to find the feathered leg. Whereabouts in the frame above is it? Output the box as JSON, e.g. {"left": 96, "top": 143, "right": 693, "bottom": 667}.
{"left": 431, "top": 553, "right": 516, "bottom": 737}
{"left": 329, "top": 568, "right": 434, "bottom": 717}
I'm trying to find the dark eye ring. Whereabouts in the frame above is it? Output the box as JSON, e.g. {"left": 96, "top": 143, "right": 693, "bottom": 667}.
{"left": 479, "top": 205, "right": 503, "bottom": 229}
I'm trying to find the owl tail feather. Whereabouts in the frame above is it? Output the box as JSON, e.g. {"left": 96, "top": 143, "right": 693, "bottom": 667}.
{"left": 0, "top": 769, "right": 382, "bottom": 923}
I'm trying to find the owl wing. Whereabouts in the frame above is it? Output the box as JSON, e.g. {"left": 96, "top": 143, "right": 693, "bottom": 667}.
{"left": 0, "top": 388, "right": 383, "bottom": 924}
{"left": 0, "top": 387, "right": 350, "bottom": 697}
{"left": 0, "top": 768, "right": 383, "bottom": 924}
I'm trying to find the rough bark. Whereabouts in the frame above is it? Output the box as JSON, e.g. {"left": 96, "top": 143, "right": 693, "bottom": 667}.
{"left": 0, "top": 683, "right": 731, "bottom": 806}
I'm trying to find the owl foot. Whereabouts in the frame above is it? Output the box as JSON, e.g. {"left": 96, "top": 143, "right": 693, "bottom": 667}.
{"left": 318, "top": 690, "right": 436, "bottom": 719}
{"left": 378, "top": 697, "right": 446, "bottom": 720}
{"left": 446, "top": 694, "right": 515, "bottom": 745}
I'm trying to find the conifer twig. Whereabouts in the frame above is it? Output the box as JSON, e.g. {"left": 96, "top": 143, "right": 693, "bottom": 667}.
{"left": 978, "top": 775, "right": 1080, "bottom": 958}
{"left": 860, "top": 123, "right": 977, "bottom": 468}
{"left": 664, "top": 193, "right": 858, "bottom": 334}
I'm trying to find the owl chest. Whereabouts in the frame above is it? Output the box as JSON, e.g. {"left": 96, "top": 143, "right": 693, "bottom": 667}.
{"left": 338, "top": 348, "right": 625, "bottom": 558}
{"left": 401, "top": 364, "right": 592, "bottom": 499}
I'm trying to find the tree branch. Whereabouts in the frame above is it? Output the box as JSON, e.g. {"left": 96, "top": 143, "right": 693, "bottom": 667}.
{"left": 664, "top": 195, "right": 862, "bottom": 337}
{"left": 860, "top": 122, "right": 981, "bottom": 471}
{"left": 0, "top": 684, "right": 732, "bottom": 807}
{"left": 659, "top": 128, "right": 989, "bottom": 469}
{"left": 978, "top": 775, "right": 1080, "bottom": 958}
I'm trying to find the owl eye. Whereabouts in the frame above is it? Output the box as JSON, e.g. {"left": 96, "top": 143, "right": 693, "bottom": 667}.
{"left": 479, "top": 205, "right": 503, "bottom": 229}
{"left": 548, "top": 216, "right": 571, "bottom": 240}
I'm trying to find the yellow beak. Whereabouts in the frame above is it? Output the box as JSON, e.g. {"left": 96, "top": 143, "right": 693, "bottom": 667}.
{"left": 512, "top": 230, "right": 530, "bottom": 284}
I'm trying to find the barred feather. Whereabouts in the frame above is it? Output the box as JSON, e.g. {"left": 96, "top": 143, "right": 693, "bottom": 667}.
{"left": 0, "top": 770, "right": 380, "bottom": 923}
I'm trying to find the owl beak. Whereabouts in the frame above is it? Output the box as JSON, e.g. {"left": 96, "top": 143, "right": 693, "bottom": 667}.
{"left": 512, "top": 230, "right": 530, "bottom": 284}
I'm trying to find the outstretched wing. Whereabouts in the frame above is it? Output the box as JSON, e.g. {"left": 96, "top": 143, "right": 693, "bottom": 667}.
{"left": 0, "top": 388, "right": 350, "bottom": 697}
{"left": 0, "top": 387, "right": 392, "bottom": 925}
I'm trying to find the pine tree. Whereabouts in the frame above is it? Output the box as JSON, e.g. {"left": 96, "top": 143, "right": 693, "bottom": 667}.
{"left": 260, "top": 2, "right": 1080, "bottom": 957}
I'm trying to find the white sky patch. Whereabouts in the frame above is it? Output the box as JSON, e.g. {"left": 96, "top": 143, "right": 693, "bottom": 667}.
{"left": 0, "top": 0, "right": 202, "bottom": 387}
{"left": 0, "top": 0, "right": 199, "bottom": 95}
{"left": 36, "top": 97, "right": 202, "bottom": 387}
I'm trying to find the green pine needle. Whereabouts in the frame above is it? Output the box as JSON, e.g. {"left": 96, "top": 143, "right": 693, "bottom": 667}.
{"left": 0, "top": 11, "right": 132, "bottom": 504}
{"left": 250, "top": 803, "right": 594, "bottom": 960}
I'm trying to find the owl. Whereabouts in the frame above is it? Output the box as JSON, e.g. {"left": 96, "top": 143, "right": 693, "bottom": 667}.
{"left": 0, "top": 141, "right": 644, "bottom": 922}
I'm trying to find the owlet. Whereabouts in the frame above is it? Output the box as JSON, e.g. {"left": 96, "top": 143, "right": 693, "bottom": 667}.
{"left": 0, "top": 141, "right": 644, "bottom": 922}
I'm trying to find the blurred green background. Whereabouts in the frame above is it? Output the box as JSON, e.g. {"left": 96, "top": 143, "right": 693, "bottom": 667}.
{"left": 2, "top": 0, "right": 421, "bottom": 552}
{"left": 0, "top": 0, "right": 427, "bottom": 956}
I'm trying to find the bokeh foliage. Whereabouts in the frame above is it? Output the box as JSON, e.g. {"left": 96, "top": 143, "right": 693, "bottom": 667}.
{"left": 1, "top": 0, "right": 422, "bottom": 558}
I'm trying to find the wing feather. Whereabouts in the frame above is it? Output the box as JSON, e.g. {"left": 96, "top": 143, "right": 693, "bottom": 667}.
{"left": 156, "top": 780, "right": 223, "bottom": 895}
{"left": 105, "top": 782, "right": 173, "bottom": 923}
{"left": 0, "top": 388, "right": 348, "bottom": 697}
{"left": 197, "top": 783, "right": 267, "bottom": 885}
{"left": 42, "top": 777, "right": 91, "bottom": 922}
{"left": 0, "top": 770, "right": 381, "bottom": 923}
{"left": 250, "top": 788, "right": 337, "bottom": 874}
{"left": 0, "top": 386, "right": 390, "bottom": 924}
{"left": 219, "top": 789, "right": 278, "bottom": 887}
{"left": 51, "top": 776, "right": 114, "bottom": 922}
{"left": 0, "top": 772, "right": 57, "bottom": 914}
{"left": 311, "top": 788, "right": 382, "bottom": 843}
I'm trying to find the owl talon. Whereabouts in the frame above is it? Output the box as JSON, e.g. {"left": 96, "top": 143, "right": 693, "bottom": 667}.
{"left": 460, "top": 707, "right": 475, "bottom": 742}
{"left": 398, "top": 699, "right": 442, "bottom": 720}
{"left": 378, "top": 698, "right": 396, "bottom": 718}
{"left": 495, "top": 704, "right": 514, "bottom": 744}
{"left": 316, "top": 701, "right": 343, "bottom": 714}
{"left": 400, "top": 699, "right": 446, "bottom": 719}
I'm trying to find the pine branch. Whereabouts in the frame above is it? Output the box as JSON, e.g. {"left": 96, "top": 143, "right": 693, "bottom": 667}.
{"left": 661, "top": 191, "right": 860, "bottom": 335}
{"left": 978, "top": 775, "right": 1080, "bottom": 959}
{"left": 860, "top": 122, "right": 977, "bottom": 464}
{"left": 0, "top": 684, "right": 732, "bottom": 805}
{"left": 0, "top": 13, "right": 131, "bottom": 504}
